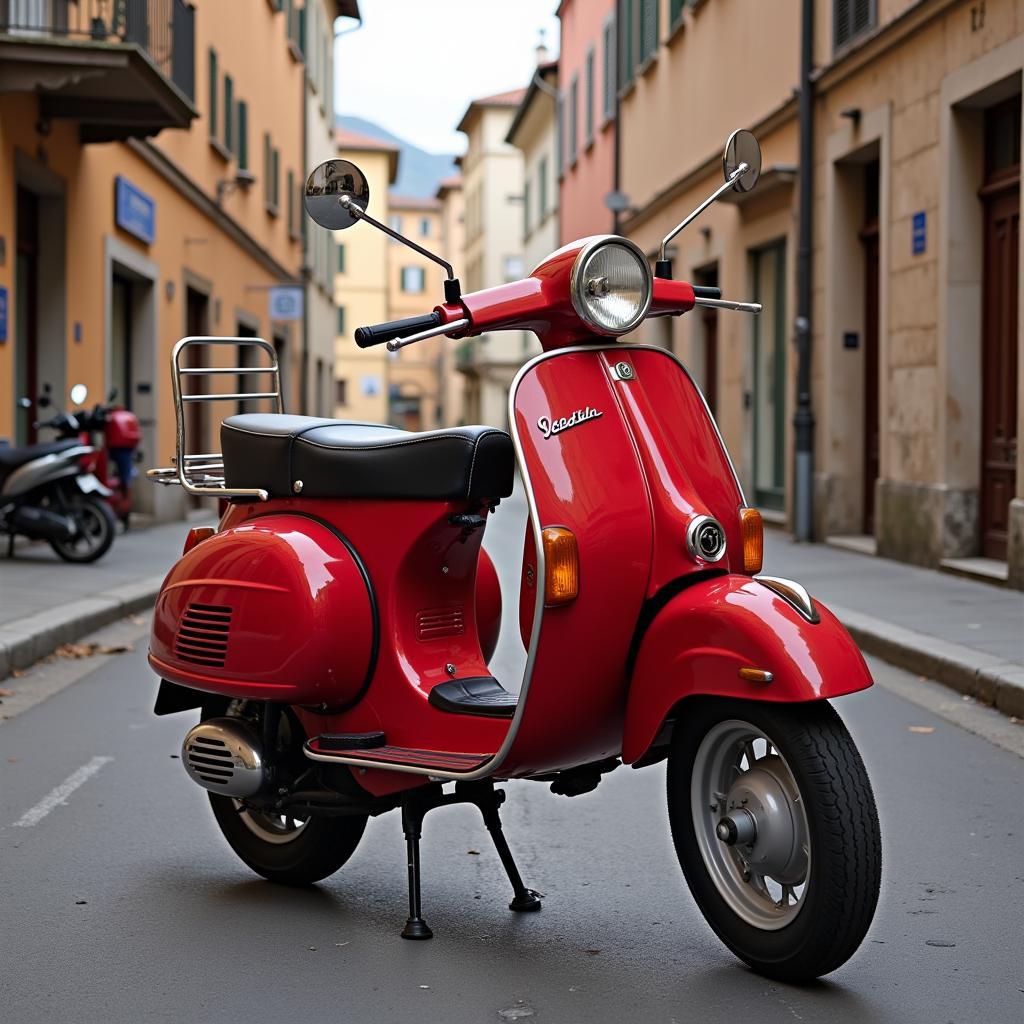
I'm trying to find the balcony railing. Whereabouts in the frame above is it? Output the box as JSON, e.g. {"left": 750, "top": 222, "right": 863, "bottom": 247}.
{"left": 0, "top": 0, "right": 195, "bottom": 100}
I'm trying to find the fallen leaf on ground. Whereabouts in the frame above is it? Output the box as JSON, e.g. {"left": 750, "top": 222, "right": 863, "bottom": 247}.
{"left": 908, "top": 726, "right": 935, "bottom": 734}
{"left": 10, "top": 668, "right": 25, "bottom": 677}
{"left": 0, "top": 688, "right": 13, "bottom": 697}
{"left": 55, "top": 642, "right": 132, "bottom": 659}
{"left": 97, "top": 644, "right": 132, "bottom": 655}
{"left": 467, "top": 849, "right": 480, "bottom": 855}
{"left": 583, "top": 949, "right": 601, "bottom": 955}
{"left": 127, "top": 615, "right": 146, "bottom": 625}
{"left": 8, "top": 756, "right": 20, "bottom": 763}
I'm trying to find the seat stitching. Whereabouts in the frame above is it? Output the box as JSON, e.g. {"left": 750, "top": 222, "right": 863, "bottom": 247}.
{"left": 297, "top": 435, "right": 475, "bottom": 452}
{"left": 467, "top": 429, "right": 508, "bottom": 498}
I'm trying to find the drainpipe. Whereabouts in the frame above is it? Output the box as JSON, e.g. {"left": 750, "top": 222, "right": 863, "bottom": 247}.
{"left": 793, "top": 0, "right": 815, "bottom": 541}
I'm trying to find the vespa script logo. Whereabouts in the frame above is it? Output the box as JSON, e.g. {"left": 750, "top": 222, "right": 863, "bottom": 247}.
{"left": 537, "top": 406, "right": 603, "bottom": 440}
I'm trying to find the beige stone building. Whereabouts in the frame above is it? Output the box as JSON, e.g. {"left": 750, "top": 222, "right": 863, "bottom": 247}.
{"left": 331, "top": 127, "right": 398, "bottom": 425}
{"left": 455, "top": 88, "right": 539, "bottom": 427}
{"left": 386, "top": 194, "right": 445, "bottom": 429}
{"left": 436, "top": 175, "right": 467, "bottom": 425}
{"left": 507, "top": 60, "right": 560, "bottom": 274}
{"left": 617, "top": 0, "right": 1022, "bottom": 587}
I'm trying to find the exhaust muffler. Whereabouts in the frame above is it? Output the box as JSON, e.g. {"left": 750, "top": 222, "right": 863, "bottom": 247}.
{"left": 181, "top": 718, "right": 264, "bottom": 797}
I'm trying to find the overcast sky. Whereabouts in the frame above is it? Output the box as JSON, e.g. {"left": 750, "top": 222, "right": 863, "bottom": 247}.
{"left": 334, "top": 0, "right": 560, "bottom": 154}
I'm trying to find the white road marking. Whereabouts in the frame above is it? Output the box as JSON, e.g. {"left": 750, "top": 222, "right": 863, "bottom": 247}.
{"left": 11, "top": 756, "right": 114, "bottom": 827}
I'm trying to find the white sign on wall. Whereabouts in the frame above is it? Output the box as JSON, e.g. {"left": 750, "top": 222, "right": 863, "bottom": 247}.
{"left": 360, "top": 375, "right": 381, "bottom": 397}
{"left": 268, "top": 286, "right": 304, "bottom": 321}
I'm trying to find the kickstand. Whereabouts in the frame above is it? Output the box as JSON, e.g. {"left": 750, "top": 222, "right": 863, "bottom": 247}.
{"left": 464, "top": 783, "right": 542, "bottom": 913}
{"left": 400, "top": 792, "right": 433, "bottom": 940}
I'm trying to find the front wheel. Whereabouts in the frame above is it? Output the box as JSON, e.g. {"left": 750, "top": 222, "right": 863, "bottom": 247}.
{"left": 49, "top": 493, "right": 116, "bottom": 563}
{"left": 667, "top": 699, "right": 881, "bottom": 981}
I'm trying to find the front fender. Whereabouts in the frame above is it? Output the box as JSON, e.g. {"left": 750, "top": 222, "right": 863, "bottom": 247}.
{"left": 622, "top": 574, "right": 872, "bottom": 764}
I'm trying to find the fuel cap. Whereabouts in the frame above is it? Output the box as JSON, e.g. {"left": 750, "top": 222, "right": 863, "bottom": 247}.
{"left": 687, "top": 515, "right": 727, "bottom": 563}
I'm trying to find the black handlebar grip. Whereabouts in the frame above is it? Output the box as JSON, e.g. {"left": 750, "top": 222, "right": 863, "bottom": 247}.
{"left": 354, "top": 312, "right": 442, "bottom": 348}
{"left": 691, "top": 285, "right": 723, "bottom": 300}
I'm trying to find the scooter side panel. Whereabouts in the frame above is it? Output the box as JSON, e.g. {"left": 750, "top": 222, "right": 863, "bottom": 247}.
{"left": 499, "top": 349, "right": 653, "bottom": 776}
{"left": 621, "top": 575, "right": 874, "bottom": 764}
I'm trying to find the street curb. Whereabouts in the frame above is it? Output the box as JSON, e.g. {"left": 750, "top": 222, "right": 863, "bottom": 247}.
{"left": 0, "top": 573, "right": 165, "bottom": 681}
{"left": 830, "top": 603, "right": 1024, "bottom": 719}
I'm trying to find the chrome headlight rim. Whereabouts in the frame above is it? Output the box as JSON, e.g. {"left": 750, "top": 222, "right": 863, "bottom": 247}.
{"left": 569, "top": 235, "right": 653, "bottom": 337}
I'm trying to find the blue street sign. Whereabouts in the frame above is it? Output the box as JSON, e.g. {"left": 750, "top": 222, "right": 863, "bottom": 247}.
{"left": 0, "top": 286, "right": 7, "bottom": 343}
{"left": 115, "top": 176, "right": 156, "bottom": 245}
{"left": 912, "top": 211, "right": 926, "bottom": 255}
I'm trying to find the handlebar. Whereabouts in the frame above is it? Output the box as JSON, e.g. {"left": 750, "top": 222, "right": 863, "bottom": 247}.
{"left": 690, "top": 285, "right": 722, "bottom": 300}
{"left": 354, "top": 311, "right": 442, "bottom": 348}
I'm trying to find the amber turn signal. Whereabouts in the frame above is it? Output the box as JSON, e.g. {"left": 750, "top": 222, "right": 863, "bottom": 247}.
{"left": 182, "top": 526, "right": 216, "bottom": 555}
{"left": 740, "top": 507, "right": 763, "bottom": 575}
{"left": 542, "top": 527, "right": 580, "bottom": 606}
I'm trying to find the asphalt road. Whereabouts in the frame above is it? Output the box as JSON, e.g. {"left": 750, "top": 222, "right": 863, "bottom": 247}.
{"left": 1, "top": 622, "right": 1023, "bottom": 1023}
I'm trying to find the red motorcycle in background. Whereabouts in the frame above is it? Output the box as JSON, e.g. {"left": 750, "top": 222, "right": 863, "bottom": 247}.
{"left": 147, "top": 130, "right": 882, "bottom": 981}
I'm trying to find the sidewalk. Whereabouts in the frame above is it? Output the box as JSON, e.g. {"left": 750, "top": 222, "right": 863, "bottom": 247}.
{"left": 763, "top": 530, "right": 1024, "bottom": 717}
{"left": 0, "top": 516, "right": 211, "bottom": 679}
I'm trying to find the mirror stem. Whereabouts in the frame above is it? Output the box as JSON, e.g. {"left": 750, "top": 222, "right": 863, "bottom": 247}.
{"left": 657, "top": 163, "right": 747, "bottom": 268}
{"left": 339, "top": 196, "right": 460, "bottom": 300}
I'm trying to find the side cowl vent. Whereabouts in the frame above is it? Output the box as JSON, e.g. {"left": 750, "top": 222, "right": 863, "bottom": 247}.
{"left": 416, "top": 605, "right": 465, "bottom": 641}
{"left": 175, "top": 603, "right": 232, "bottom": 668}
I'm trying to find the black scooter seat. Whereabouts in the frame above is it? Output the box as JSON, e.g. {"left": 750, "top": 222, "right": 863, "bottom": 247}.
{"left": 0, "top": 439, "right": 80, "bottom": 470}
{"left": 220, "top": 414, "right": 514, "bottom": 501}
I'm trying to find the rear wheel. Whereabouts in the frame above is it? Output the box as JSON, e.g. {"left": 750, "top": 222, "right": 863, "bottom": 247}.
{"left": 203, "top": 701, "right": 367, "bottom": 886}
{"left": 49, "top": 493, "right": 116, "bottom": 563}
{"left": 667, "top": 699, "right": 881, "bottom": 980}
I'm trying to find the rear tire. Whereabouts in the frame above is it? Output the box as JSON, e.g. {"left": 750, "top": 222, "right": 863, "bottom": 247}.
{"left": 667, "top": 698, "right": 881, "bottom": 981}
{"left": 209, "top": 795, "right": 366, "bottom": 886}
{"left": 49, "top": 494, "right": 116, "bottom": 563}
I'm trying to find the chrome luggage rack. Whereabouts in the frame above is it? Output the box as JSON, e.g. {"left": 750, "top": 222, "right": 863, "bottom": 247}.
{"left": 147, "top": 335, "right": 283, "bottom": 501}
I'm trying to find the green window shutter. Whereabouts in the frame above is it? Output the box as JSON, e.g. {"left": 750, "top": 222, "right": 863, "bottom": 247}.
{"left": 273, "top": 149, "right": 280, "bottom": 209}
{"left": 619, "top": 0, "right": 634, "bottom": 84}
{"left": 640, "top": 0, "right": 658, "bottom": 61}
{"left": 337, "top": 243, "right": 345, "bottom": 273}
{"left": 208, "top": 48, "right": 218, "bottom": 137}
{"left": 263, "top": 133, "right": 271, "bottom": 204}
{"left": 237, "top": 100, "right": 248, "bottom": 170}
{"left": 523, "top": 178, "right": 531, "bottom": 238}
{"left": 337, "top": 306, "right": 346, "bottom": 334}
{"left": 585, "top": 48, "right": 594, "bottom": 144}
{"left": 538, "top": 155, "right": 548, "bottom": 218}
{"left": 671, "top": 0, "right": 685, "bottom": 25}
{"left": 287, "top": 169, "right": 295, "bottom": 235}
{"left": 223, "top": 74, "right": 234, "bottom": 152}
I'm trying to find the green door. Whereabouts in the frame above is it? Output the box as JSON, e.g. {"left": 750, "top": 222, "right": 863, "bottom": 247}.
{"left": 751, "top": 240, "right": 787, "bottom": 512}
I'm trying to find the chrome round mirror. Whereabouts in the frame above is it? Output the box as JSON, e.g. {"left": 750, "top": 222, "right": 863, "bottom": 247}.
{"left": 70, "top": 384, "right": 88, "bottom": 406}
{"left": 303, "top": 159, "right": 370, "bottom": 230}
{"left": 723, "top": 130, "right": 762, "bottom": 193}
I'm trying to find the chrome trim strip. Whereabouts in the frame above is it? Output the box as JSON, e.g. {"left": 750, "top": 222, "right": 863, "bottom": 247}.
{"left": 754, "top": 575, "right": 820, "bottom": 624}
{"left": 569, "top": 236, "right": 653, "bottom": 337}
{"left": 304, "top": 341, "right": 746, "bottom": 781}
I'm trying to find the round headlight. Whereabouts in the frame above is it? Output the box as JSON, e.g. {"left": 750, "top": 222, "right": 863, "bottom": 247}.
{"left": 570, "top": 238, "right": 653, "bottom": 336}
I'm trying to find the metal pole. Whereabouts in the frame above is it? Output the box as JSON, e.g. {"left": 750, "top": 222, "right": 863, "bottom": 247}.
{"left": 793, "top": 0, "right": 815, "bottom": 541}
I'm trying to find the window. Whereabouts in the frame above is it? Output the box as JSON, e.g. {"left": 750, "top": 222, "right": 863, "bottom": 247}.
{"left": 523, "top": 177, "right": 532, "bottom": 238}
{"left": 420, "top": 218, "right": 431, "bottom": 237}
{"left": 833, "top": 0, "right": 876, "bottom": 51}
{"left": 619, "top": 0, "right": 634, "bottom": 86}
{"left": 337, "top": 306, "right": 346, "bottom": 334}
{"left": 556, "top": 91, "right": 565, "bottom": 176}
{"left": 337, "top": 243, "right": 345, "bottom": 273}
{"left": 389, "top": 214, "right": 403, "bottom": 238}
{"left": 639, "top": 0, "right": 659, "bottom": 63}
{"left": 503, "top": 255, "right": 524, "bottom": 282}
{"left": 401, "top": 266, "right": 425, "bottom": 293}
{"left": 223, "top": 74, "right": 234, "bottom": 152}
{"left": 287, "top": 169, "right": 296, "bottom": 237}
{"left": 585, "top": 47, "right": 595, "bottom": 146}
{"left": 568, "top": 75, "right": 579, "bottom": 166}
{"left": 336, "top": 378, "right": 348, "bottom": 405}
{"left": 671, "top": 0, "right": 686, "bottom": 25}
{"left": 207, "top": 48, "right": 218, "bottom": 137}
{"left": 538, "top": 155, "right": 548, "bottom": 218}
{"left": 272, "top": 148, "right": 280, "bottom": 211}
{"left": 237, "top": 100, "right": 248, "bottom": 170}
{"left": 602, "top": 17, "right": 616, "bottom": 122}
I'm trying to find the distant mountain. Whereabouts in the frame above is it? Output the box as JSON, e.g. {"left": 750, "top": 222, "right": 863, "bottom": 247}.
{"left": 336, "top": 115, "right": 458, "bottom": 199}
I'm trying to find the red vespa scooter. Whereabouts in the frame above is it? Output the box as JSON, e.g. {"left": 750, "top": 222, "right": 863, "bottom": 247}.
{"left": 147, "top": 130, "right": 881, "bottom": 981}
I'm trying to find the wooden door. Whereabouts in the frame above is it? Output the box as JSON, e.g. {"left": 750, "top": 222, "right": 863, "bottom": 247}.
{"left": 860, "top": 160, "right": 881, "bottom": 534}
{"left": 979, "top": 100, "right": 1020, "bottom": 561}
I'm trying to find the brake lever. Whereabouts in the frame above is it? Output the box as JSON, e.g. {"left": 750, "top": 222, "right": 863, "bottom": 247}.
{"left": 386, "top": 317, "right": 470, "bottom": 352}
{"left": 693, "top": 297, "right": 762, "bottom": 314}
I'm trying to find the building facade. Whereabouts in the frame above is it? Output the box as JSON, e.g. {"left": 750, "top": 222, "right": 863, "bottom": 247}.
{"left": 331, "top": 127, "right": 398, "bottom": 425}
{"left": 436, "top": 175, "right": 466, "bottom": 426}
{"left": 386, "top": 194, "right": 445, "bottom": 429}
{"left": 557, "top": 0, "right": 618, "bottom": 243}
{"left": 507, "top": 60, "right": 560, "bottom": 274}
{"left": 455, "top": 88, "right": 535, "bottom": 427}
{"left": 616, "top": 0, "right": 1022, "bottom": 587}
{"left": 0, "top": 0, "right": 355, "bottom": 521}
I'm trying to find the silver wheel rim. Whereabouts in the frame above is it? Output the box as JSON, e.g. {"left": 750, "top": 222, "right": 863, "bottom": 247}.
{"left": 233, "top": 802, "right": 310, "bottom": 845}
{"left": 56, "top": 501, "right": 108, "bottom": 556}
{"left": 690, "top": 719, "right": 810, "bottom": 930}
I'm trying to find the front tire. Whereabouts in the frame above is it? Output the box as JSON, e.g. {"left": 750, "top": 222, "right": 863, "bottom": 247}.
{"left": 667, "top": 699, "right": 881, "bottom": 981}
{"left": 49, "top": 493, "right": 116, "bottom": 563}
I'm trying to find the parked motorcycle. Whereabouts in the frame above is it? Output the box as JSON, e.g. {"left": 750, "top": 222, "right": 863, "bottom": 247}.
{"left": 2, "top": 386, "right": 116, "bottom": 562}
{"left": 52, "top": 385, "right": 143, "bottom": 528}
{"left": 147, "top": 130, "right": 882, "bottom": 981}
